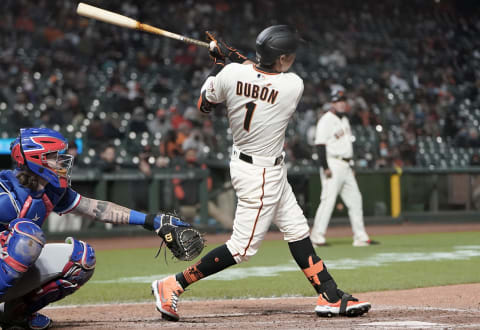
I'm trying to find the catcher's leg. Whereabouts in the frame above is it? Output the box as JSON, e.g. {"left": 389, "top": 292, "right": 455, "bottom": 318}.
{"left": 0, "top": 219, "right": 47, "bottom": 329}
{"left": 288, "top": 237, "right": 371, "bottom": 317}
{"left": 0, "top": 219, "right": 46, "bottom": 297}
{"left": 1, "top": 237, "right": 95, "bottom": 327}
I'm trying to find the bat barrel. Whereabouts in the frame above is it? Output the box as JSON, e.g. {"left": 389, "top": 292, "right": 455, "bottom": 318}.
{"left": 77, "top": 2, "right": 209, "bottom": 48}
{"left": 77, "top": 3, "right": 137, "bottom": 29}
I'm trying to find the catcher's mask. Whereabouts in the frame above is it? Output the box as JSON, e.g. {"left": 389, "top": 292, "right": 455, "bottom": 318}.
{"left": 10, "top": 128, "right": 74, "bottom": 188}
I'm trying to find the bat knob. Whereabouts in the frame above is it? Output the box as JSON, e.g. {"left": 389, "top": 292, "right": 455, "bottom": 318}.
{"left": 209, "top": 41, "right": 217, "bottom": 52}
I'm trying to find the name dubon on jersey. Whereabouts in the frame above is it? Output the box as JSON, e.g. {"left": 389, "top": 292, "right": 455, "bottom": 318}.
{"left": 204, "top": 63, "right": 304, "bottom": 157}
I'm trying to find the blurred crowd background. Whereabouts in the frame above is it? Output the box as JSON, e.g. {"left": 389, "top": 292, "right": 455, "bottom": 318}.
{"left": 1, "top": 0, "right": 480, "bottom": 172}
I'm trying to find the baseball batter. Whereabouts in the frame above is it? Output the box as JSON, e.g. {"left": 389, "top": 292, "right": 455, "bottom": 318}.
{"left": 0, "top": 128, "right": 197, "bottom": 329}
{"left": 310, "top": 89, "right": 377, "bottom": 247}
{"left": 151, "top": 26, "right": 371, "bottom": 322}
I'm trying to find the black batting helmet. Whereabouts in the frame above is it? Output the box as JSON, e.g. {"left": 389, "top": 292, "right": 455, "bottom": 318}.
{"left": 256, "top": 25, "right": 299, "bottom": 66}
{"left": 331, "top": 89, "right": 346, "bottom": 102}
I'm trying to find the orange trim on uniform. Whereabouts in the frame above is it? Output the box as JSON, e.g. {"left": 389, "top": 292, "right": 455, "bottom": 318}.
{"left": 253, "top": 65, "right": 280, "bottom": 75}
{"left": 196, "top": 94, "right": 203, "bottom": 111}
{"left": 242, "top": 168, "right": 266, "bottom": 257}
{"left": 302, "top": 256, "right": 324, "bottom": 285}
{"left": 183, "top": 261, "right": 204, "bottom": 284}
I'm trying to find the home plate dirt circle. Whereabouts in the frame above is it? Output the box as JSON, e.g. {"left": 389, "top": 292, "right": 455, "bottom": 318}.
{"left": 44, "top": 283, "right": 480, "bottom": 329}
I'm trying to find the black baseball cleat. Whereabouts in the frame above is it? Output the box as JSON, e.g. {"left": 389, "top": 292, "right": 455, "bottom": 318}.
{"left": 315, "top": 293, "right": 371, "bottom": 317}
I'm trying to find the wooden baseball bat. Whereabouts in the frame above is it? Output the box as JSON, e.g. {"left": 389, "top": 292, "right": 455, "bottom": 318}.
{"left": 76, "top": 3, "right": 209, "bottom": 48}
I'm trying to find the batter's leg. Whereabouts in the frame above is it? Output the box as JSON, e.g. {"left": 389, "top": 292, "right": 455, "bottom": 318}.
{"left": 288, "top": 237, "right": 371, "bottom": 317}
{"left": 339, "top": 169, "right": 370, "bottom": 243}
{"left": 273, "top": 167, "right": 348, "bottom": 308}
{"left": 311, "top": 168, "right": 342, "bottom": 245}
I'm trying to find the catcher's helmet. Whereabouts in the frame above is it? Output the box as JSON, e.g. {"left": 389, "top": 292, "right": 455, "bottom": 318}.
{"left": 256, "top": 25, "right": 299, "bottom": 66}
{"left": 331, "top": 89, "right": 346, "bottom": 102}
{"left": 10, "top": 128, "right": 74, "bottom": 188}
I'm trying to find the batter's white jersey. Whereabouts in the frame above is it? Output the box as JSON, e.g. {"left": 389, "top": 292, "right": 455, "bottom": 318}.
{"left": 314, "top": 111, "right": 353, "bottom": 159}
{"left": 202, "top": 63, "right": 303, "bottom": 157}
{"left": 200, "top": 63, "right": 309, "bottom": 263}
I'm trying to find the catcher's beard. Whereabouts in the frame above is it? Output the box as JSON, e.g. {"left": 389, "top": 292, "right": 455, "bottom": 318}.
{"left": 176, "top": 244, "right": 235, "bottom": 289}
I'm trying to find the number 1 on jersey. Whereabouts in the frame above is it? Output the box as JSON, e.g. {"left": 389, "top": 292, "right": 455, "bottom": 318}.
{"left": 243, "top": 101, "right": 257, "bottom": 131}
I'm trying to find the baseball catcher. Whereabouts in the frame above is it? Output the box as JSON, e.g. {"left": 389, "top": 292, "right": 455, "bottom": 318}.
{"left": 0, "top": 127, "right": 204, "bottom": 329}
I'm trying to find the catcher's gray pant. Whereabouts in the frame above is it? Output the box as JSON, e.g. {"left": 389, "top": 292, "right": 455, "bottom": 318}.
{"left": 1, "top": 243, "right": 73, "bottom": 303}
{"left": 1, "top": 240, "right": 94, "bottom": 321}
{"left": 310, "top": 158, "right": 370, "bottom": 244}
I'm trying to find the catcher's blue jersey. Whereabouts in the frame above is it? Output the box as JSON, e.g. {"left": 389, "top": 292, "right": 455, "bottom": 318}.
{"left": 0, "top": 170, "right": 80, "bottom": 230}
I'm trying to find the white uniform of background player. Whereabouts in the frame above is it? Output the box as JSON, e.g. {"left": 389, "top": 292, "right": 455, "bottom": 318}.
{"left": 151, "top": 26, "right": 371, "bottom": 322}
{"left": 310, "top": 89, "right": 376, "bottom": 247}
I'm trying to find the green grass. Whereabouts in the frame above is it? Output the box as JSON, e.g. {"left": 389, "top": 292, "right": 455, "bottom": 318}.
{"left": 55, "top": 231, "right": 480, "bottom": 305}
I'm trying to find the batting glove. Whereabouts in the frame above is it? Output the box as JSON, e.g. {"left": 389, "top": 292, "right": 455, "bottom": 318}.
{"left": 206, "top": 31, "right": 247, "bottom": 64}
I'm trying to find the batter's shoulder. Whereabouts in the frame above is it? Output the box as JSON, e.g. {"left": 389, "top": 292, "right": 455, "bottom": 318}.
{"left": 224, "top": 62, "right": 244, "bottom": 72}
{"left": 285, "top": 72, "right": 303, "bottom": 84}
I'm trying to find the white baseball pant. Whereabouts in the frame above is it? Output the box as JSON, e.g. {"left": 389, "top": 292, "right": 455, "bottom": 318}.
{"left": 226, "top": 149, "right": 310, "bottom": 264}
{"left": 310, "top": 158, "right": 370, "bottom": 244}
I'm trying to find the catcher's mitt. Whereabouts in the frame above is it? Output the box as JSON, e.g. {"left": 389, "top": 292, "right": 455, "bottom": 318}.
{"left": 155, "top": 214, "right": 205, "bottom": 261}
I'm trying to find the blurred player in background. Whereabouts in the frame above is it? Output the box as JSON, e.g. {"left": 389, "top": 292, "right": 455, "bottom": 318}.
{"left": 311, "top": 89, "right": 378, "bottom": 247}
{"left": 0, "top": 127, "right": 192, "bottom": 330}
{"left": 151, "top": 25, "right": 371, "bottom": 322}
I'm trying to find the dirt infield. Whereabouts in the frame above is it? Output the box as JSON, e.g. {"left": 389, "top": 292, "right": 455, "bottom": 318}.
{"left": 45, "top": 284, "right": 480, "bottom": 329}
{"left": 44, "top": 223, "right": 480, "bottom": 329}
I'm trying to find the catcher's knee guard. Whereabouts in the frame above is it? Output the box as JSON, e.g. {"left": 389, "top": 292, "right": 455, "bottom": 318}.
{"left": 0, "top": 219, "right": 46, "bottom": 297}
{"left": 23, "top": 237, "right": 96, "bottom": 314}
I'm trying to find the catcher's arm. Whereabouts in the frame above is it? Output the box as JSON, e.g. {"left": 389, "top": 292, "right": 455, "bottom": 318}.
{"left": 71, "top": 196, "right": 186, "bottom": 229}
{"left": 71, "top": 197, "right": 204, "bottom": 260}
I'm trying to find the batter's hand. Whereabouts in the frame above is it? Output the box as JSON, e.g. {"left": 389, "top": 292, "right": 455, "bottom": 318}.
{"left": 324, "top": 168, "right": 332, "bottom": 178}
{"left": 206, "top": 31, "right": 247, "bottom": 64}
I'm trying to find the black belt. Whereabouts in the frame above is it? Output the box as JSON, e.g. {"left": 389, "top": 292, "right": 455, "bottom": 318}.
{"left": 239, "top": 152, "right": 283, "bottom": 166}
{"left": 333, "top": 156, "right": 352, "bottom": 163}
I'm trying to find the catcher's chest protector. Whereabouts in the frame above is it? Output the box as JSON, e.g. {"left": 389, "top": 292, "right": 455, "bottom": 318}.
{"left": 0, "top": 170, "right": 67, "bottom": 229}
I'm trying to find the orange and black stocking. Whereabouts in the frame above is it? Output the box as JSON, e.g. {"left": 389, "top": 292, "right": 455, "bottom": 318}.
{"left": 175, "top": 244, "right": 236, "bottom": 289}
{"left": 288, "top": 237, "right": 340, "bottom": 302}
